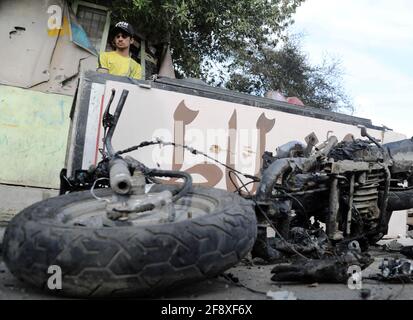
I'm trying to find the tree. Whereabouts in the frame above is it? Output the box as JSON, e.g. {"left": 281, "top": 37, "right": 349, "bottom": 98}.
{"left": 108, "top": 0, "right": 304, "bottom": 78}
{"left": 225, "top": 37, "right": 353, "bottom": 112}
{"left": 106, "top": 1, "right": 352, "bottom": 112}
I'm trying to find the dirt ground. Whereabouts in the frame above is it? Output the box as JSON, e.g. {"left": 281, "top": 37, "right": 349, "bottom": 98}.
{"left": 1, "top": 240, "right": 413, "bottom": 300}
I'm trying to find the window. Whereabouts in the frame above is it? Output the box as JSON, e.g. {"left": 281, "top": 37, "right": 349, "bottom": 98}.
{"left": 72, "top": 1, "right": 111, "bottom": 53}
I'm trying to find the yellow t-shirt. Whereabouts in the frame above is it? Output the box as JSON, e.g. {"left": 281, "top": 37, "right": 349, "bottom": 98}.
{"left": 98, "top": 51, "right": 142, "bottom": 79}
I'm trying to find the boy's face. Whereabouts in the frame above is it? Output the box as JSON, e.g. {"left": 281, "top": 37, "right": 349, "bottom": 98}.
{"left": 114, "top": 32, "right": 133, "bottom": 49}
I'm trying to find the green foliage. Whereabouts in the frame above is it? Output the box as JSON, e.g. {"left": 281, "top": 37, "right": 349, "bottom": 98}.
{"left": 109, "top": 0, "right": 304, "bottom": 78}
{"left": 109, "top": 1, "right": 351, "bottom": 111}
{"left": 225, "top": 38, "right": 353, "bottom": 112}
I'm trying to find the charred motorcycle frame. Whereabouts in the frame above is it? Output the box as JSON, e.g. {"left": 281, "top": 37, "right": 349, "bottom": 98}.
{"left": 7, "top": 88, "right": 412, "bottom": 296}
{"left": 61, "top": 89, "right": 413, "bottom": 256}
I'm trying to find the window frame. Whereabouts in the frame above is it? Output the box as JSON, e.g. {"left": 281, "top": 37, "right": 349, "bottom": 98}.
{"left": 72, "top": 0, "right": 111, "bottom": 54}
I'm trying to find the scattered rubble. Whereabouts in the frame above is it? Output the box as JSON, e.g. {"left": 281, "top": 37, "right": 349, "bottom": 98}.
{"left": 382, "top": 240, "right": 404, "bottom": 252}
{"left": 377, "top": 258, "right": 413, "bottom": 282}
{"left": 360, "top": 288, "right": 371, "bottom": 300}
{"left": 401, "top": 246, "right": 413, "bottom": 259}
{"left": 308, "top": 283, "right": 319, "bottom": 288}
{"left": 223, "top": 273, "right": 239, "bottom": 284}
{"left": 266, "top": 290, "right": 297, "bottom": 300}
{"left": 271, "top": 250, "right": 373, "bottom": 284}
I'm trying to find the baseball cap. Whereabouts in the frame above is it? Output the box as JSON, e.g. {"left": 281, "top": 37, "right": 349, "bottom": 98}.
{"left": 113, "top": 21, "right": 135, "bottom": 37}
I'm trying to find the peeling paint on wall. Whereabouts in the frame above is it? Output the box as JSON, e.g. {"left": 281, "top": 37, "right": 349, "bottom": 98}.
{"left": 0, "top": 0, "right": 97, "bottom": 96}
{"left": 0, "top": 85, "right": 72, "bottom": 188}
{"left": 0, "top": 0, "right": 64, "bottom": 88}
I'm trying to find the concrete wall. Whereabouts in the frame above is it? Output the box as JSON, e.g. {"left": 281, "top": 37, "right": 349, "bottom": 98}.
{"left": 0, "top": 85, "right": 72, "bottom": 188}
{"left": 0, "top": 0, "right": 97, "bottom": 226}
{"left": 0, "top": 0, "right": 97, "bottom": 96}
{"left": 80, "top": 80, "right": 406, "bottom": 191}
{"left": 0, "top": 185, "right": 58, "bottom": 227}
{"left": 0, "top": 1, "right": 99, "bottom": 190}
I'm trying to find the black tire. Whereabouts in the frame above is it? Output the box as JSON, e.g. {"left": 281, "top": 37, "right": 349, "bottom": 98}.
{"left": 2, "top": 186, "right": 256, "bottom": 298}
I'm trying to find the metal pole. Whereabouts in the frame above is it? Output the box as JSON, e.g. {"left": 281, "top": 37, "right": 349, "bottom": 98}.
{"left": 140, "top": 39, "right": 146, "bottom": 80}
{"left": 327, "top": 176, "right": 341, "bottom": 240}
{"left": 346, "top": 174, "right": 355, "bottom": 235}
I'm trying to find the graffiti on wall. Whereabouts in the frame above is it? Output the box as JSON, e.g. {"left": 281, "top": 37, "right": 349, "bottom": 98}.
{"left": 90, "top": 82, "right": 405, "bottom": 193}
{"left": 169, "top": 99, "right": 276, "bottom": 190}
{"left": 0, "top": 85, "right": 72, "bottom": 188}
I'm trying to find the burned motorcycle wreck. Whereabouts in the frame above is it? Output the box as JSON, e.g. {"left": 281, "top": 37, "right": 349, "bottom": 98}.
{"left": 251, "top": 129, "right": 413, "bottom": 283}
{"left": 2, "top": 87, "right": 413, "bottom": 295}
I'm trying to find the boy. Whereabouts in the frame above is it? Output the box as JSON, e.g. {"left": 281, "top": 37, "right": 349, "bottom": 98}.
{"left": 98, "top": 21, "right": 142, "bottom": 79}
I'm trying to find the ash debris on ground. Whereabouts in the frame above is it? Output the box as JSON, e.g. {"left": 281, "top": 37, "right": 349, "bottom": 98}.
{"left": 248, "top": 222, "right": 413, "bottom": 288}
{"left": 251, "top": 226, "right": 374, "bottom": 284}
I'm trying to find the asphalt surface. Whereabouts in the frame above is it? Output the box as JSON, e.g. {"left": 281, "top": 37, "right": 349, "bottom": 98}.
{"left": 1, "top": 241, "right": 413, "bottom": 300}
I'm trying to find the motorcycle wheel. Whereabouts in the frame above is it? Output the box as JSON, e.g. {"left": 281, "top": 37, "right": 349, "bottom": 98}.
{"left": 2, "top": 185, "right": 256, "bottom": 298}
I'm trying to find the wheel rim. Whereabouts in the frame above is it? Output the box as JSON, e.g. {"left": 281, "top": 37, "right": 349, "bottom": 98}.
{"left": 57, "top": 191, "right": 219, "bottom": 227}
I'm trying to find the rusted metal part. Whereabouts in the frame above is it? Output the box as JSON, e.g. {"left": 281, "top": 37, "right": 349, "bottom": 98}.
{"left": 384, "top": 138, "right": 413, "bottom": 176}
{"left": 327, "top": 176, "right": 342, "bottom": 240}
{"left": 346, "top": 174, "right": 355, "bottom": 235}
{"left": 106, "top": 190, "right": 174, "bottom": 222}
{"left": 379, "top": 165, "right": 391, "bottom": 233}
{"left": 255, "top": 128, "right": 413, "bottom": 264}
{"left": 316, "top": 135, "right": 338, "bottom": 158}
{"left": 377, "top": 258, "right": 413, "bottom": 282}
{"left": 131, "top": 170, "right": 146, "bottom": 195}
{"left": 276, "top": 141, "right": 305, "bottom": 158}
{"left": 109, "top": 158, "right": 132, "bottom": 195}
{"left": 360, "top": 126, "right": 390, "bottom": 161}
{"left": 256, "top": 159, "right": 292, "bottom": 202}
{"left": 326, "top": 160, "right": 384, "bottom": 174}
{"left": 271, "top": 249, "right": 373, "bottom": 283}
{"left": 304, "top": 132, "right": 319, "bottom": 157}
{"left": 353, "top": 171, "right": 381, "bottom": 221}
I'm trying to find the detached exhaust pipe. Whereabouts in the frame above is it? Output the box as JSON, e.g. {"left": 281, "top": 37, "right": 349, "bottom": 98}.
{"left": 109, "top": 158, "right": 132, "bottom": 195}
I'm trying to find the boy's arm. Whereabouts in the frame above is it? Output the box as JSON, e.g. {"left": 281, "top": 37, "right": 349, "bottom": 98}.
{"left": 97, "top": 52, "right": 109, "bottom": 72}
{"left": 131, "top": 62, "right": 142, "bottom": 80}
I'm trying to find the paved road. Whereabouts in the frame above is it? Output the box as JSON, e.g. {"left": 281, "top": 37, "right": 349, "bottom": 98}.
{"left": 1, "top": 245, "right": 413, "bottom": 300}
